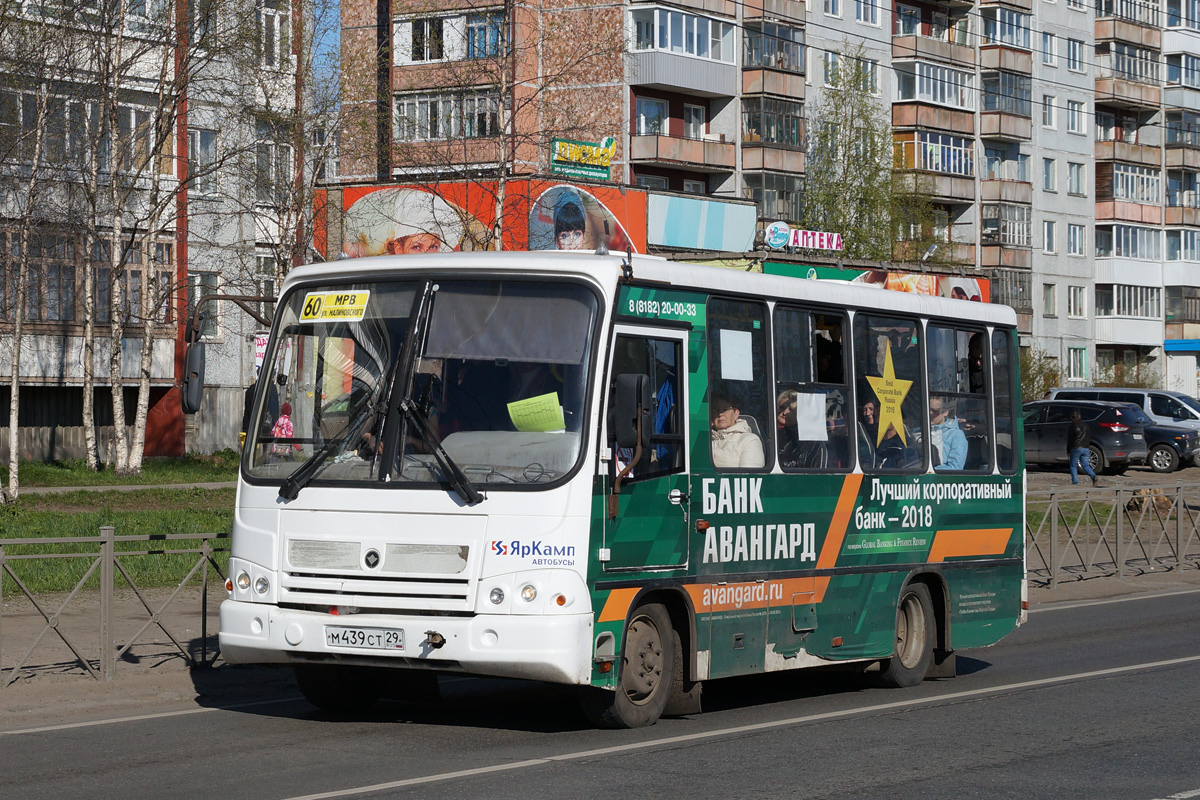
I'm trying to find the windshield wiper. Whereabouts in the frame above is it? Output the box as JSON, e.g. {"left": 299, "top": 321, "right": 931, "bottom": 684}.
{"left": 399, "top": 396, "right": 484, "bottom": 505}
{"left": 278, "top": 402, "right": 381, "bottom": 501}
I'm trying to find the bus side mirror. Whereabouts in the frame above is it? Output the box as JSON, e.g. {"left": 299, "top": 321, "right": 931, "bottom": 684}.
{"left": 614, "top": 373, "right": 652, "bottom": 449}
{"left": 181, "top": 342, "right": 206, "bottom": 414}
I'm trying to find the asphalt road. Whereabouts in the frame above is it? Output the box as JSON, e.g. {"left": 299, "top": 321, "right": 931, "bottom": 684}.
{"left": 4, "top": 587, "right": 1200, "bottom": 800}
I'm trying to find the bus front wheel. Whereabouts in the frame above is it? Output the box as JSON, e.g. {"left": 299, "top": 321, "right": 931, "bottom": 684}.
{"left": 580, "top": 603, "right": 674, "bottom": 729}
{"left": 294, "top": 663, "right": 384, "bottom": 714}
{"left": 879, "top": 583, "right": 934, "bottom": 688}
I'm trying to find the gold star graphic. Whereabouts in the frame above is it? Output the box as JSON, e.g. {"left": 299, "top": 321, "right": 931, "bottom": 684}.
{"left": 866, "top": 339, "right": 913, "bottom": 446}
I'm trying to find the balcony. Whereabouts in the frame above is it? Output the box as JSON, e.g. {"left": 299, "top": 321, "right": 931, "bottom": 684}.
{"left": 742, "top": 69, "right": 805, "bottom": 99}
{"left": 739, "top": 0, "right": 803, "bottom": 20}
{"left": 741, "top": 145, "right": 805, "bottom": 173}
{"left": 891, "top": 35, "right": 975, "bottom": 68}
{"left": 1095, "top": 77, "right": 1162, "bottom": 110}
{"left": 1095, "top": 317, "right": 1165, "bottom": 346}
{"left": 1095, "top": 201, "right": 1163, "bottom": 224}
{"left": 980, "top": 111, "right": 1032, "bottom": 141}
{"left": 892, "top": 103, "right": 974, "bottom": 136}
{"left": 1163, "top": 85, "right": 1200, "bottom": 113}
{"left": 630, "top": 134, "right": 736, "bottom": 172}
{"left": 632, "top": 0, "right": 738, "bottom": 18}
{"left": 1095, "top": 18, "right": 1162, "bottom": 49}
{"left": 1166, "top": 206, "right": 1200, "bottom": 226}
{"left": 981, "top": 180, "right": 1033, "bottom": 204}
{"left": 628, "top": 51, "right": 738, "bottom": 97}
{"left": 1095, "top": 140, "right": 1162, "bottom": 166}
{"left": 978, "top": 0, "right": 1031, "bottom": 10}
{"left": 1166, "top": 141, "right": 1200, "bottom": 170}
{"left": 981, "top": 245, "right": 1032, "bottom": 268}
{"left": 979, "top": 45, "right": 1033, "bottom": 74}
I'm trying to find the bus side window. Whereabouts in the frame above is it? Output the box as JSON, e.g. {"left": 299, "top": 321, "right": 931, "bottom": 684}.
{"left": 609, "top": 335, "right": 684, "bottom": 481}
{"left": 992, "top": 329, "right": 1017, "bottom": 474}
{"left": 707, "top": 297, "right": 770, "bottom": 471}
{"left": 774, "top": 307, "right": 851, "bottom": 472}
{"left": 927, "top": 324, "right": 991, "bottom": 473}
{"left": 854, "top": 315, "right": 926, "bottom": 474}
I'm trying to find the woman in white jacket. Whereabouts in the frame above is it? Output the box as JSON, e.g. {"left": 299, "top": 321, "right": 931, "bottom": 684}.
{"left": 710, "top": 396, "right": 766, "bottom": 468}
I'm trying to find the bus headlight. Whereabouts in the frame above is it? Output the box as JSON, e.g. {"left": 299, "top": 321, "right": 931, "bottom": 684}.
{"left": 489, "top": 587, "right": 505, "bottom": 605}
{"left": 237, "top": 572, "right": 251, "bottom": 591}
{"left": 254, "top": 576, "right": 270, "bottom": 595}
{"left": 520, "top": 584, "right": 537, "bottom": 603}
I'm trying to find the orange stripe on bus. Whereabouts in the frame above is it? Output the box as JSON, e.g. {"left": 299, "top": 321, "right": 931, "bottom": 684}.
{"left": 927, "top": 528, "right": 1013, "bottom": 563}
{"left": 813, "top": 473, "right": 863, "bottom": 602}
{"left": 597, "top": 587, "right": 640, "bottom": 623}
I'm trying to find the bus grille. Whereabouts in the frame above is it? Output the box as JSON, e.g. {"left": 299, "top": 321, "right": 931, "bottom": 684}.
{"left": 280, "top": 572, "right": 472, "bottom": 611}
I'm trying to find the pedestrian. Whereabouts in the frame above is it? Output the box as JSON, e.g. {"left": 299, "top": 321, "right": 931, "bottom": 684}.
{"left": 1068, "top": 409, "right": 1098, "bottom": 486}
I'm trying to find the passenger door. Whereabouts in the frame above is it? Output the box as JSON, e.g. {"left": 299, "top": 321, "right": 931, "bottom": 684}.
{"left": 602, "top": 327, "right": 690, "bottom": 572}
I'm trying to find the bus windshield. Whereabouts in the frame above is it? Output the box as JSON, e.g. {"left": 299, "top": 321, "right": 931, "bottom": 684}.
{"left": 246, "top": 278, "right": 599, "bottom": 490}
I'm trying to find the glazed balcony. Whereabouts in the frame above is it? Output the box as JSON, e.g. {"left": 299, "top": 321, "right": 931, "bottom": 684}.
{"left": 1095, "top": 201, "right": 1163, "bottom": 224}
{"left": 629, "top": 134, "right": 736, "bottom": 172}
{"left": 892, "top": 103, "right": 974, "bottom": 136}
{"left": 980, "top": 111, "right": 1032, "bottom": 141}
{"left": 980, "top": 245, "right": 1032, "bottom": 268}
{"left": 1095, "top": 18, "right": 1162, "bottom": 49}
{"left": 741, "top": 144, "right": 805, "bottom": 173}
{"left": 891, "top": 34, "right": 975, "bottom": 68}
{"left": 979, "top": 45, "right": 1033, "bottom": 74}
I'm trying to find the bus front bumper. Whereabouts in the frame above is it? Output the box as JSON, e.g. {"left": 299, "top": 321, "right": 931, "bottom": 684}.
{"left": 219, "top": 599, "right": 594, "bottom": 685}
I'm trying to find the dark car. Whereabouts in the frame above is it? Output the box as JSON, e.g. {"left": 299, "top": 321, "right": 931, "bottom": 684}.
{"left": 1116, "top": 404, "right": 1200, "bottom": 472}
{"left": 1022, "top": 400, "right": 1148, "bottom": 474}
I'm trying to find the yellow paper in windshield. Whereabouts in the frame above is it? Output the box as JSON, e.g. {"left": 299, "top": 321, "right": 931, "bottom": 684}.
{"left": 299, "top": 290, "right": 370, "bottom": 323}
{"left": 507, "top": 392, "right": 565, "bottom": 432}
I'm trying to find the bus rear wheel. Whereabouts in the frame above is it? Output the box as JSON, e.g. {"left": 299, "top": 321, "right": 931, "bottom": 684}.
{"left": 879, "top": 583, "right": 934, "bottom": 688}
{"left": 580, "top": 602, "right": 674, "bottom": 729}
{"left": 294, "top": 664, "right": 385, "bottom": 714}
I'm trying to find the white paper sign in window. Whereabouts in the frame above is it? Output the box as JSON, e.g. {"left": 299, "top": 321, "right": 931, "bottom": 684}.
{"left": 719, "top": 329, "right": 753, "bottom": 381}
{"left": 794, "top": 392, "right": 828, "bottom": 441}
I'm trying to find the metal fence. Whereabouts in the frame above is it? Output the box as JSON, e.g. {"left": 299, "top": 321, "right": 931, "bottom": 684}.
{"left": 0, "top": 526, "right": 229, "bottom": 687}
{"left": 1026, "top": 483, "right": 1200, "bottom": 588}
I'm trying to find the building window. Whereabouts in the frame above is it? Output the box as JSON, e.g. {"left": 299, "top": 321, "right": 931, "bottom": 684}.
{"left": 1066, "top": 38, "right": 1084, "bottom": 72}
{"left": 684, "top": 104, "right": 706, "bottom": 140}
{"left": 1067, "top": 0, "right": 1084, "bottom": 9}
{"left": 993, "top": 268, "right": 1032, "bottom": 313}
{"left": 984, "top": 147, "right": 1029, "bottom": 181}
{"left": 744, "top": 21, "right": 804, "bottom": 73}
{"left": 187, "top": 272, "right": 219, "bottom": 338}
{"left": 896, "top": 4, "right": 919, "bottom": 35}
{"left": 1043, "top": 157, "right": 1057, "bottom": 191}
{"left": 1068, "top": 285, "right": 1086, "bottom": 317}
{"left": 683, "top": 178, "right": 705, "bottom": 194}
{"left": 983, "top": 71, "right": 1031, "bottom": 116}
{"left": 636, "top": 96, "right": 669, "bottom": 135}
{"left": 1095, "top": 283, "right": 1162, "bottom": 317}
{"left": 466, "top": 12, "right": 505, "bottom": 59}
{"left": 254, "top": 120, "right": 292, "bottom": 205}
{"left": 1067, "top": 100, "right": 1085, "bottom": 133}
{"left": 1068, "top": 223, "right": 1085, "bottom": 255}
{"left": 894, "top": 131, "right": 974, "bottom": 177}
{"left": 744, "top": 171, "right": 802, "bottom": 223}
{"left": 1168, "top": 110, "right": 1200, "bottom": 146}
{"left": 1096, "top": 225, "right": 1161, "bottom": 259}
{"left": 825, "top": 0, "right": 841, "bottom": 17}
{"left": 1043, "top": 283, "right": 1057, "bottom": 317}
{"left": 1166, "top": 53, "right": 1200, "bottom": 87}
{"left": 637, "top": 174, "right": 668, "bottom": 189}
{"left": 628, "top": 7, "right": 736, "bottom": 63}
{"left": 257, "top": 0, "right": 290, "bottom": 69}
{"left": 895, "top": 61, "right": 974, "bottom": 110}
{"left": 856, "top": 0, "right": 879, "bottom": 25}
{"left": 1067, "top": 161, "right": 1086, "bottom": 195}
{"left": 1042, "top": 95, "right": 1056, "bottom": 128}
{"left": 1100, "top": 42, "right": 1161, "bottom": 84}
{"left": 187, "top": 128, "right": 216, "bottom": 195}
{"left": 1167, "top": 229, "right": 1200, "bottom": 260}
{"left": 255, "top": 253, "right": 277, "bottom": 322}
{"left": 394, "top": 91, "right": 500, "bottom": 141}
{"left": 1112, "top": 164, "right": 1161, "bottom": 204}
{"left": 1042, "top": 32, "right": 1057, "bottom": 65}
{"left": 981, "top": 7, "right": 1031, "bottom": 49}
{"left": 822, "top": 51, "right": 839, "bottom": 86}
{"left": 1068, "top": 348, "right": 1087, "bottom": 380}
{"left": 742, "top": 97, "right": 803, "bottom": 147}
{"left": 1043, "top": 220, "right": 1057, "bottom": 253}
{"left": 409, "top": 17, "right": 444, "bottom": 61}
{"left": 1098, "top": 0, "right": 1162, "bottom": 25}
{"left": 981, "top": 203, "right": 1031, "bottom": 246}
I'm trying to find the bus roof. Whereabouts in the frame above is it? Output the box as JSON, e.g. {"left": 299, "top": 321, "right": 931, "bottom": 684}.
{"left": 283, "top": 251, "right": 1018, "bottom": 328}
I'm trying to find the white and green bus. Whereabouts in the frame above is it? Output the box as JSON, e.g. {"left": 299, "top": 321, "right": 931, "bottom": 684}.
{"left": 204, "top": 250, "right": 1025, "bottom": 728}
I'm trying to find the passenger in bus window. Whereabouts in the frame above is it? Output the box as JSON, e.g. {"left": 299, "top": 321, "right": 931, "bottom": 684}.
{"left": 776, "top": 390, "right": 800, "bottom": 467}
{"left": 858, "top": 399, "right": 879, "bottom": 467}
{"left": 711, "top": 395, "right": 765, "bottom": 469}
{"left": 968, "top": 333, "right": 986, "bottom": 394}
{"left": 929, "top": 396, "right": 967, "bottom": 471}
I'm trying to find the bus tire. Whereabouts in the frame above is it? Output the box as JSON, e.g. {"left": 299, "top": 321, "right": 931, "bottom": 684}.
{"left": 294, "top": 664, "right": 384, "bottom": 714}
{"left": 879, "top": 583, "right": 934, "bottom": 688}
{"left": 580, "top": 603, "right": 674, "bottom": 729}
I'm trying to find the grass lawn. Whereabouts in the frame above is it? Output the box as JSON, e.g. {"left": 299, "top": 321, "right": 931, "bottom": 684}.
{"left": 1, "top": 487, "right": 235, "bottom": 594}
{"left": 0, "top": 450, "right": 240, "bottom": 488}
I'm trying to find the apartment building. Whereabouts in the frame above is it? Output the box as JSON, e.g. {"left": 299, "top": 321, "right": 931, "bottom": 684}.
{"left": 344, "top": 0, "right": 1200, "bottom": 395}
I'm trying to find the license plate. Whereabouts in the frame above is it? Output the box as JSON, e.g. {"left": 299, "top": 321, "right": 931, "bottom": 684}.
{"left": 325, "top": 626, "right": 404, "bottom": 650}
{"left": 1133, "top": 434, "right": 1143, "bottom": 440}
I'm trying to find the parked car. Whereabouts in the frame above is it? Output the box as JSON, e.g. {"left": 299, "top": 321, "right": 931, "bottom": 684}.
{"left": 1115, "top": 404, "right": 1200, "bottom": 472}
{"left": 1022, "top": 400, "right": 1148, "bottom": 474}
{"left": 1046, "top": 388, "right": 1200, "bottom": 447}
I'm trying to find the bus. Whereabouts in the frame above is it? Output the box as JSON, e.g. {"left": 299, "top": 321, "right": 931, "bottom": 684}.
{"left": 202, "top": 250, "right": 1025, "bottom": 728}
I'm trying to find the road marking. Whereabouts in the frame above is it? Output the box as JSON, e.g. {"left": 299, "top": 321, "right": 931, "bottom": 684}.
{"left": 275, "top": 653, "right": 1200, "bottom": 800}
{"left": 0, "top": 696, "right": 301, "bottom": 737}
{"left": 1150, "top": 789, "right": 1200, "bottom": 800}
{"left": 1030, "top": 587, "right": 1200, "bottom": 613}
